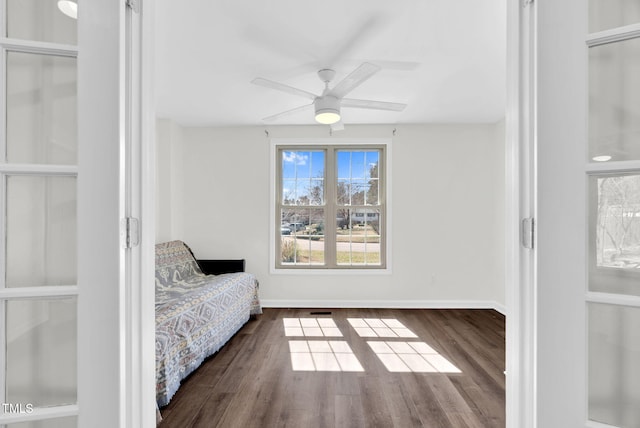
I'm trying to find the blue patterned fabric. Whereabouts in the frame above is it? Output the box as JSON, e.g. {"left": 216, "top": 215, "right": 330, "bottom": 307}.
{"left": 155, "top": 241, "right": 261, "bottom": 407}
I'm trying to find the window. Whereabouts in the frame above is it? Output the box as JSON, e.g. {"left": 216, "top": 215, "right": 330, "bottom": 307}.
{"left": 274, "top": 142, "right": 387, "bottom": 270}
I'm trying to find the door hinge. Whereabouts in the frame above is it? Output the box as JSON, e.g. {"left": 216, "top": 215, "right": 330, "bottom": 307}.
{"left": 521, "top": 217, "right": 535, "bottom": 249}
{"left": 121, "top": 217, "right": 140, "bottom": 249}
{"left": 126, "top": 0, "right": 140, "bottom": 13}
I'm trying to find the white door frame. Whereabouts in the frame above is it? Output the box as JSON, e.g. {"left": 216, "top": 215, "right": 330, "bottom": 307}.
{"left": 77, "top": 1, "right": 155, "bottom": 427}
{"left": 124, "top": 0, "right": 157, "bottom": 426}
{"left": 506, "top": 1, "right": 586, "bottom": 425}
{"left": 76, "top": 1, "right": 126, "bottom": 425}
{"left": 133, "top": 1, "right": 534, "bottom": 427}
{"left": 524, "top": 0, "right": 594, "bottom": 425}
{"left": 505, "top": 0, "right": 536, "bottom": 427}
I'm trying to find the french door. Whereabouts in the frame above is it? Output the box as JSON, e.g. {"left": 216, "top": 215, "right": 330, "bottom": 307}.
{"left": 0, "top": 1, "right": 80, "bottom": 425}
{"left": 585, "top": 2, "right": 640, "bottom": 426}
{"left": 0, "top": 1, "right": 154, "bottom": 427}
{"left": 534, "top": 0, "right": 640, "bottom": 426}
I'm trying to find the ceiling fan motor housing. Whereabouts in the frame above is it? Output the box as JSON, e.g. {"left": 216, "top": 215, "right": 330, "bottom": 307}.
{"left": 314, "top": 95, "right": 341, "bottom": 124}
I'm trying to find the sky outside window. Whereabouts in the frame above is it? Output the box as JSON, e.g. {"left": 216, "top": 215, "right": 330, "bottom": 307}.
{"left": 337, "top": 151, "right": 379, "bottom": 206}
{"left": 282, "top": 150, "right": 325, "bottom": 205}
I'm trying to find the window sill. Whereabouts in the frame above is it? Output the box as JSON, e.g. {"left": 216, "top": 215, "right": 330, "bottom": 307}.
{"left": 270, "top": 266, "right": 392, "bottom": 275}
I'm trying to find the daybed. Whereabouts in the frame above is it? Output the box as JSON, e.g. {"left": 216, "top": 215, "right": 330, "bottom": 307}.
{"left": 154, "top": 240, "right": 261, "bottom": 407}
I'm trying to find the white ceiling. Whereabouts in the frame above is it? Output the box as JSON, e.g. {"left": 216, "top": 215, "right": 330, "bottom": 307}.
{"left": 155, "top": 0, "right": 506, "bottom": 127}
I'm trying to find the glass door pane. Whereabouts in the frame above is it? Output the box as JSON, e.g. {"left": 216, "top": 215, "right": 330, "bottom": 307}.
{"left": 589, "top": 0, "right": 640, "bottom": 32}
{"left": 5, "top": 298, "right": 77, "bottom": 407}
{"left": 7, "top": 417, "right": 77, "bottom": 428}
{"left": 5, "top": 176, "right": 77, "bottom": 288}
{"left": 588, "top": 303, "right": 640, "bottom": 426}
{"left": 588, "top": 174, "right": 640, "bottom": 296}
{"left": 589, "top": 37, "right": 640, "bottom": 162}
{"left": 6, "top": 0, "right": 77, "bottom": 45}
{"left": 6, "top": 51, "right": 77, "bottom": 165}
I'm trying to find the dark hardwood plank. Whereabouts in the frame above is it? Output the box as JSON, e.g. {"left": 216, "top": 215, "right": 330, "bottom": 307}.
{"left": 399, "top": 374, "right": 455, "bottom": 428}
{"left": 158, "top": 308, "right": 505, "bottom": 428}
{"left": 379, "top": 376, "right": 427, "bottom": 427}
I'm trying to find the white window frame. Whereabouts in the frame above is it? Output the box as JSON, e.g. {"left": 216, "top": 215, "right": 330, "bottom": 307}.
{"left": 270, "top": 138, "right": 392, "bottom": 274}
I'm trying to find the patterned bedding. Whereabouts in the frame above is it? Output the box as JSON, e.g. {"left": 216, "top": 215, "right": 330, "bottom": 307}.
{"left": 155, "top": 240, "right": 261, "bottom": 407}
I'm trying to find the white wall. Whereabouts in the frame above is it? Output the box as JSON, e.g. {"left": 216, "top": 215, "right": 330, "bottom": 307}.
{"left": 156, "top": 122, "right": 505, "bottom": 310}
{"left": 155, "top": 119, "right": 185, "bottom": 243}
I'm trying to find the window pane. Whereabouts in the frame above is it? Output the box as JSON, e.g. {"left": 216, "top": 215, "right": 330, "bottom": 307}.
{"left": 336, "top": 150, "right": 380, "bottom": 206}
{"left": 588, "top": 303, "right": 640, "bottom": 426}
{"left": 280, "top": 208, "right": 324, "bottom": 265}
{"left": 589, "top": 38, "right": 640, "bottom": 162}
{"left": 336, "top": 151, "right": 350, "bottom": 174}
{"left": 6, "top": 298, "right": 77, "bottom": 407}
{"left": 589, "top": 174, "right": 640, "bottom": 296}
{"left": 349, "top": 152, "right": 366, "bottom": 179}
{"left": 589, "top": 0, "right": 640, "bottom": 33}
{"left": 7, "top": 0, "right": 77, "bottom": 45}
{"left": 281, "top": 150, "right": 324, "bottom": 206}
{"left": 337, "top": 180, "right": 351, "bottom": 205}
{"left": 336, "top": 208, "right": 381, "bottom": 266}
{"left": 282, "top": 179, "right": 298, "bottom": 204}
{"left": 7, "top": 52, "right": 77, "bottom": 165}
{"left": 366, "top": 178, "right": 379, "bottom": 205}
{"left": 6, "top": 176, "right": 77, "bottom": 287}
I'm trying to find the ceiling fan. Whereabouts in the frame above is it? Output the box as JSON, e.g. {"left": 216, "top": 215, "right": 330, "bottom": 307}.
{"left": 251, "top": 62, "right": 407, "bottom": 131}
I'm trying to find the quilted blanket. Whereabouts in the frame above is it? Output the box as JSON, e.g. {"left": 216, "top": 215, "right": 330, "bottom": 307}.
{"left": 155, "top": 240, "right": 261, "bottom": 407}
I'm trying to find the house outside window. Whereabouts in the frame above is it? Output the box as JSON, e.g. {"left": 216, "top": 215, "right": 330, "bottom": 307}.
{"left": 272, "top": 140, "right": 389, "bottom": 271}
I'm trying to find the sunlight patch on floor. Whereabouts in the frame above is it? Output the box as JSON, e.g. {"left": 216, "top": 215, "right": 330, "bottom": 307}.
{"left": 283, "top": 318, "right": 343, "bottom": 337}
{"left": 347, "top": 318, "right": 418, "bottom": 338}
{"left": 288, "top": 340, "right": 365, "bottom": 372}
{"left": 367, "top": 341, "right": 461, "bottom": 373}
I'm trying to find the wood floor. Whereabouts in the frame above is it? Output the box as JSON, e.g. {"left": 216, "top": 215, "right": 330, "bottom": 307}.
{"left": 158, "top": 308, "right": 505, "bottom": 428}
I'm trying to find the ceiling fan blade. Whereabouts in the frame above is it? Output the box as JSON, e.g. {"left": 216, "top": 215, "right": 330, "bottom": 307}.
{"left": 324, "top": 15, "right": 386, "bottom": 67}
{"left": 251, "top": 77, "right": 318, "bottom": 101}
{"left": 330, "top": 121, "right": 345, "bottom": 132}
{"left": 262, "top": 103, "right": 313, "bottom": 122}
{"left": 341, "top": 98, "right": 407, "bottom": 111}
{"left": 329, "top": 62, "right": 381, "bottom": 99}
{"left": 357, "top": 59, "right": 421, "bottom": 71}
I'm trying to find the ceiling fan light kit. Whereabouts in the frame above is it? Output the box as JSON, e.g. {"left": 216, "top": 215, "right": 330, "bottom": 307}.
{"left": 315, "top": 110, "right": 341, "bottom": 125}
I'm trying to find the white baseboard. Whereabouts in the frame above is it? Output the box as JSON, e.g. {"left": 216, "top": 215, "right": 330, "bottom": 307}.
{"left": 260, "top": 299, "right": 506, "bottom": 315}
{"left": 492, "top": 302, "right": 507, "bottom": 315}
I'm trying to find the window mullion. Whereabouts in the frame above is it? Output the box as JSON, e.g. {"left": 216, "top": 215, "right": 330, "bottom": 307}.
{"left": 325, "top": 148, "right": 337, "bottom": 268}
